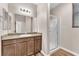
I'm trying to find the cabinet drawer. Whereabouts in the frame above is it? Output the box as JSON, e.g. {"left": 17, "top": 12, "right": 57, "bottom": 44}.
{"left": 35, "top": 36, "right": 42, "bottom": 39}
{"left": 16, "top": 38, "right": 25, "bottom": 43}
{"left": 27, "top": 37, "right": 34, "bottom": 41}
{"left": 2, "top": 40, "right": 16, "bottom": 46}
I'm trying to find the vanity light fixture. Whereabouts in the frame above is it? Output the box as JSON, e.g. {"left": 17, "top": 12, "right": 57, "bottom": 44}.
{"left": 23, "top": 9, "right": 25, "bottom": 12}
{"left": 26, "top": 10, "right": 28, "bottom": 12}
{"left": 20, "top": 8, "right": 22, "bottom": 11}
{"left": 20, "top": 8, "right": 31, "bottom": 14}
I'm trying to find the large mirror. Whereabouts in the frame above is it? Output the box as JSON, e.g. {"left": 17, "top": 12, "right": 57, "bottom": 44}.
{"left": 15, "top": 14, "right": 33, "bottom": 33}
{"left": 2, "top": 9, "right": 33, "bottom": 34}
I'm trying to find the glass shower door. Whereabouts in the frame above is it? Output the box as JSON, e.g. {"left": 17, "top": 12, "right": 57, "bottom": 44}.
{"left": 48, "top": 15, "right": 58, "bottom": 51}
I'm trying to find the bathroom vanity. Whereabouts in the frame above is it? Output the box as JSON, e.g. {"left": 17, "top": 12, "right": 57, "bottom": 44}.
{"left": 1, "top": 33, "right": 42, "bottom": 56}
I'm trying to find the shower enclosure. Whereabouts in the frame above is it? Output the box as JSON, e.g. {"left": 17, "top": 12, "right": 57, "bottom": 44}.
{"left": 48, "top": 15, "right": 59, "bottom": 52}
{"left": 47, "top": 3, "right": 59, "bottom": 52}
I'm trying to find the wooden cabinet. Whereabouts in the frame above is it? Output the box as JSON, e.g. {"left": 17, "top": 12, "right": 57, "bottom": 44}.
{"left": 2, "top": 35, "right": 42, "bottom": 56}
{"left": 2, "top": 40, "right": 16, "bottom": 56}
{"left": 35, "top": 36, "right": 42, "bottom": 54}
{"left": 2, "top": 44, "right": 16, "bottom": 56}
{"left": 27, "top": 37, "right": 34, "bottom": 55}
{"left": 15, "top": 39, "right": 27, "bottom": 56}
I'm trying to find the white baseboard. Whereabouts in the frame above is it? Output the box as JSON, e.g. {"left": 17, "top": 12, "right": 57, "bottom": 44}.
{"left": 41, "top": 47, "right": 78, "bottom": 56}
{"left": 47, "top": 47, "right": 60, "bottom": 55}
{"left": 41, "top": 50, "right": 47, "bottom": 56}
{"left": 60, "top": 47, "right": 78, "bottom": 56}
{"left": 41, "top": 47, "right": 60, "bottom": 56}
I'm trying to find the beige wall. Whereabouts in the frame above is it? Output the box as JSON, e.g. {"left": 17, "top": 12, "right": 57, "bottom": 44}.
{"left": 37, "top": 3, "right": 48, "bottom": 54}
{"left": 0, "top": 3, "right": 8, "bottom": 56}
{"left": 8, "top": 3, "right": 37, "bottom": 17}
{"left": 0, "top": 3, "right": 9, "bottom": 35}
{"left": 51, "top": 3, "right": 79, "bottom": 54}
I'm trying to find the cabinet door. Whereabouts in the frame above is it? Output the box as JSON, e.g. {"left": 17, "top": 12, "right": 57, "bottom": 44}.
{"left": 27, "top": 37, "right": 34, "bottom": 55}
{"left": 35, "top": 36, "right": 42, "bottom": 54}
{"left": 2, "top": 44, "right": 16, "bottom": 56}
{"left": 16, "top": 41, "right": 27, "bottom": 56}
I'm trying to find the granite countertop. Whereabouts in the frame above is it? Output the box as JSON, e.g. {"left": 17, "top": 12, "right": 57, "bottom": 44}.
{"left": 1, "top": 32, "right": 42, "bottom": 40}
